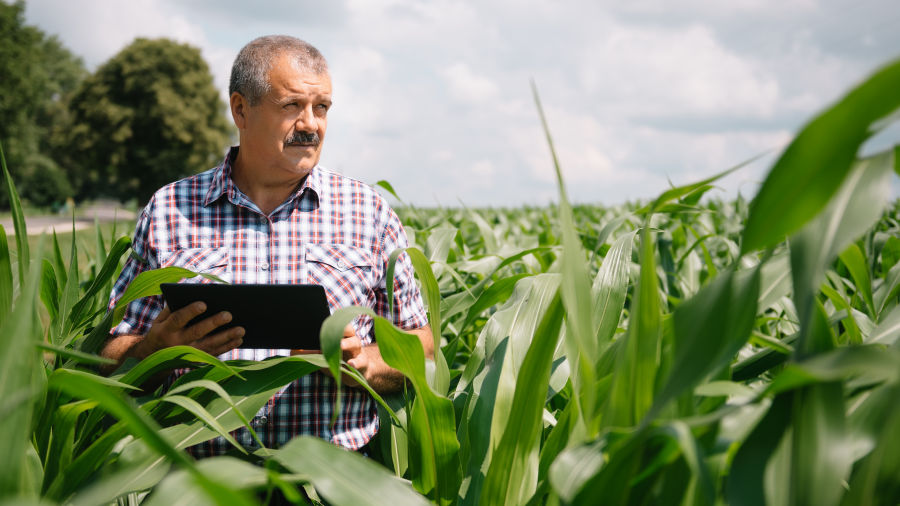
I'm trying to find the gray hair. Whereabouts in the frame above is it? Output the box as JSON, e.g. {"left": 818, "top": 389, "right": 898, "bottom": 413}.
{"left": 229, "top": 35, "right": 329, "bottom": 106}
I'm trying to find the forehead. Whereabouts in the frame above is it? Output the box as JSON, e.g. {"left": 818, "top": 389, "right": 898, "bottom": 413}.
{"left": 266, "top": 53, "right": 331, "bottom": 97}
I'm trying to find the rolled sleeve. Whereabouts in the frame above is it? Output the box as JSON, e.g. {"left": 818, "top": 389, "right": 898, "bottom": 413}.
{"left": 375, "top": 210, "right": 429, "bottom": 330}
{"left": 108, "top": 202, "right": 163, "bottom": 337}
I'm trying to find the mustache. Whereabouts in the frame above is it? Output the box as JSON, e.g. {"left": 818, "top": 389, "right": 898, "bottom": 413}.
{"left": 285, "top": 131, "right": 320, "bottom": 147}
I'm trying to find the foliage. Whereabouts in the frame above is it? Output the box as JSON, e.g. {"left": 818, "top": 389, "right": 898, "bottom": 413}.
{"left": 1, "top": 56, "right": 900, "bottom": 506}
{"left": 65, "top": 38, "right": 233, "bottom": 204}
{"left": 0, "top": 0, "right": 84, "bottom": 207}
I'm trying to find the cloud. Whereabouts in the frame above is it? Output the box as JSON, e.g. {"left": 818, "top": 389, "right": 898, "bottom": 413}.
{"left": 24, "top": 0, "right": 900, "bottom": 206}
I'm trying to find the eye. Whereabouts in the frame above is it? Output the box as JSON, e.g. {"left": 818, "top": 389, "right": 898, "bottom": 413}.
{"left": 283, "top": 102, "right": 298, "bottom": 110}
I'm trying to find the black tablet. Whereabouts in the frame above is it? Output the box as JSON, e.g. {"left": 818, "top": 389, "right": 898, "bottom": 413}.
{"left": 160, "top": 283, "right": 331, "bottom": 350}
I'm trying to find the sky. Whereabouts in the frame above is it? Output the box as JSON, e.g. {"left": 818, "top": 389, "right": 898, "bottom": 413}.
{"left": 23, "top": 0, "right": 900, "bottom": 207}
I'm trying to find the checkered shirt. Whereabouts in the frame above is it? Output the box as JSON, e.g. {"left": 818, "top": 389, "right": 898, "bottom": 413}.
{"left": 108, "top": 146, "right": 428, "bottom": 455}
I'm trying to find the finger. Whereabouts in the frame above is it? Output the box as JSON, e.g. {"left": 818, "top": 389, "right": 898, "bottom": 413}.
{"left": 178, "top": 311, "right": 233, "bottom": 345}
{"left": 341, "top": 336, "right": 362, "bottom": 361}
{"left": 319, "top": 367, "right": 334, "bottom": 378}
{"left": 154, "top": 306, "right": 171, "bottom": 324}
{"left": 341, "top": 372, "right": 361, "bottom": 388}
{"left": 164, "top": 301, "right": 207, "bottom": 332}
{"left": 348, "top": 350, "right": 367, "bottom": 370}
{"left": 343, "top": 324, "right": 355, "bottom": 338}
{"left": 193, "top": 327, "right": 245, "bottom": 355}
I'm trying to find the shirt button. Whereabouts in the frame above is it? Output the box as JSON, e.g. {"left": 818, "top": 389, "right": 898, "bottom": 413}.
{"left": 260, "top": 216, "right": 268, "bottom": 224}
{"left": 261, "top": 262, "right": 269, "bottom": 271}
{"left": 337, "top": 260, "right": 346, "bottom": 269}
{"left": 259, "top": 416, "right": 268, "bottom": 424}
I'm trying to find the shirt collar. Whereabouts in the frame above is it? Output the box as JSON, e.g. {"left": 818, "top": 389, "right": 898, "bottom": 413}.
{"left": 204, "top": 146, "right": 322, "bottom": 208}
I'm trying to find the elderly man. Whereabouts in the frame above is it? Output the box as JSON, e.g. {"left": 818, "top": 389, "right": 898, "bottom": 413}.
{"left": 100, "top": 35, "right": 432, "bottom": 455}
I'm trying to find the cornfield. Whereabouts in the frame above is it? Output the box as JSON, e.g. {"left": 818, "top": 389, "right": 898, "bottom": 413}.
{"left": 1, "top": 57, "right": 900, "bottom": 506}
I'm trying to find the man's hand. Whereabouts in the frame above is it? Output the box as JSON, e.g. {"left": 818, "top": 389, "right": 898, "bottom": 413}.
{"left": 290, "top": 324, "right": 433, "bottom": 393}
{"left": 133, "top": 302, "right": 245, "bottom": 360}
{"left": 291, "top": 324, "right": 368, "bottom": 388}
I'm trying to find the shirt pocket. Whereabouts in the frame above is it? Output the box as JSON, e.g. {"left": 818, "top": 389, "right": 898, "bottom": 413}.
{"left": 305, "top": 243, "right": 374, "bottom": 309}
{"left": 158, "top": 247, "right": 230, "bottom": 284}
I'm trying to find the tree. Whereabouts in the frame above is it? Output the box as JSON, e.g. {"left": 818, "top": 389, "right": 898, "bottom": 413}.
{"left": 66, "top": 38, "right": 233, "bottom": 204}
{"left": 0, "top": 0, "right": 83, "bottom": 207}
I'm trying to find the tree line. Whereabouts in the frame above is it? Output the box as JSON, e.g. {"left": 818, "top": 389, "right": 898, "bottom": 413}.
{"left": 0, "top": 0, "right": 232, "bottom": 208}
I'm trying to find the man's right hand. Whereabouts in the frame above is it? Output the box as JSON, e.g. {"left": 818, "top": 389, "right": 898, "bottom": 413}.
{"left": 134, "top": 302, "right": 245, "bottom": 360}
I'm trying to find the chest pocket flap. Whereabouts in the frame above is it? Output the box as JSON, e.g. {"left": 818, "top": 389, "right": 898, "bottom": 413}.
{"left": 305, "top": 243, "right": 373, "bottom": 272}
{"left": 159, "top": 247, "right": 229, "bottom": 273}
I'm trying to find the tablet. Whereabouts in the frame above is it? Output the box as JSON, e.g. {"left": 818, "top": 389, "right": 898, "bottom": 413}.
{"left": 160, "top": 283, "right": 331, "bottom": 350}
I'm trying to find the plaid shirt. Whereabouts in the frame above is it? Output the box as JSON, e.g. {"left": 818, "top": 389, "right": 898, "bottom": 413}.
{"left": 108, "top": 146, "right": 428, "bottom": 454}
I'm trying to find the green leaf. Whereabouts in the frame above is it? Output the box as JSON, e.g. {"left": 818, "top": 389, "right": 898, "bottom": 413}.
{"left": 320, "top": 306, "right": 374, "bottom": 425}
{"left": 728, "top": 393, "right": 793, "bottom": 506}
{"left": 36, "top": 342, "right": 116, "bottom": 365}
{"left": 160, "top": 395, "right": 245, "bottom": 453}
{"left": 604, "top": 225, "right": 661, "bottom": 429}
{"left": 459, "top": 273, "right": 533, "bottom": 334}
{"left": 0, "top": 225, "right": 12, "bottom": 326}
{"left": 0, "top": 234, "right": 43, "bottom": 495}
{"left": 40, "top": 259, "right": 60, "bottom": 323}
{"left": 274, "top": 436, "right": 432, "bottom": 506}
{"left": 112, "top": 266, "right": 228, "bottom": 325}
{"left": 373, "top": 316, "right": 461, "bottom": 505}
{"left": 743, "top": 58, "right": 900, "bottom": 252}
{"left": 693, "top": 381, "right": 755, "bottom": 398}
{"left": 51, "top": 228, "right": 67, "bottom": 291}
{"left": 820, "top": 283, "right": 863, "bottom": 345}
{"left": 840, "top": 243, "right": 875, "bottom": 316}
{"left": 868, "top": 303, "right": 900, "bottom": 345}
{"left": 374, "top": 179, "right": 405, "bottom": 203}
{"left": 67, "top": 236, "right": 131, "bottom": 327}
{"left": 874, "top": 259, "right": 900, "bottom": 320}
{"left": 481, "top": 292, "right": 564, "bottom": 505}
{"left": 164, "top": 379, "right": 268, "bottom": 453}
{"left": 790, "top": 150, "right": 895, "bottom": 358}
{"left": 881, "top": 235, "right": 900, "bottom": 276}
{"left": 591, "top": 231, "right": 637, "bottom": 352}
{"left": 118, "top": 345, "right": 244, "bottom": 387}
{"left": 791, "top": 381, "right": 849, "bottom": 506}
{"left": 1, "top": 138, "right": 29, "bottom": 283}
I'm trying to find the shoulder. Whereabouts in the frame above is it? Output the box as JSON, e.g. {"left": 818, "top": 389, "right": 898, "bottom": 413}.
{"left": 147, "top": 167, "right": 219, "bottom": 209}
{"left": 313, "top": 166, "right": 394, "bottom": 215}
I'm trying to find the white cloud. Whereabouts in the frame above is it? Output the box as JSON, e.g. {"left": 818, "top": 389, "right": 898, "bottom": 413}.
{"left": 24, "top": 0, "right": 900, "bottom": 205}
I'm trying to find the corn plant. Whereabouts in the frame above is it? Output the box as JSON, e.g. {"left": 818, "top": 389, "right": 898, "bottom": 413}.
{"left": 1, "top": 55, "right": 900, "bottom": 506}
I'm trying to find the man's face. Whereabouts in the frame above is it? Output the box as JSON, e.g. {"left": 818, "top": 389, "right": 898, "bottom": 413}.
{"left": 232, "top": 54, "right": 332, "bottom": 178}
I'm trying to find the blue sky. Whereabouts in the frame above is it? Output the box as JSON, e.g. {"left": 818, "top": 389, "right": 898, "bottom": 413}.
{"left": 25, "top": 0, "right": 900, "bottom": 206}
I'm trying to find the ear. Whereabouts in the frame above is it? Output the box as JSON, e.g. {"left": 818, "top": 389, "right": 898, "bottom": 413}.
{"left": 230, "top": 92, "right": 248, "bottom": 129}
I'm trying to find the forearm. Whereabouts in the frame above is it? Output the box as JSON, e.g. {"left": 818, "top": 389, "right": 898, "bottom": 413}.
{"left": 99, "top": 334, "right": 172, "bottom": 390}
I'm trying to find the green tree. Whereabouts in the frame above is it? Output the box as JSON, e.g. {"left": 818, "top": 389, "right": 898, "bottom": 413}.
{"left": 66, "top": 38, "right": 233, "bottom": 204}
{"left": 0, "top": 0, "right": 83, "bottom": 207}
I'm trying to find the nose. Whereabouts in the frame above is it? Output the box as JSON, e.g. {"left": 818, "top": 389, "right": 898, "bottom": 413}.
{"left": 295, "top": 103, "right": 318, "bottom": 133}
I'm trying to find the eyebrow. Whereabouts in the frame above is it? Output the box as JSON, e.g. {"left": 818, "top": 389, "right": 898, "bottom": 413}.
{"left": 276, "top": 94, "right": 332, "bottom": 106}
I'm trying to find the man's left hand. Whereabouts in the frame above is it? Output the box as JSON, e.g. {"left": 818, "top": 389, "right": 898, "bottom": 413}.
{"left": 291, "top": 324, "right": 368, "bottom": 388}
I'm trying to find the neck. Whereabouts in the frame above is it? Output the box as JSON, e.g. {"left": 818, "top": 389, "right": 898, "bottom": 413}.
{"left": 231, "top": 148, "right": 310, "bottom": 215}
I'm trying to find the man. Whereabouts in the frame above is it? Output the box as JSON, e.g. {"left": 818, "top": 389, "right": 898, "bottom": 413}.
{"left": 100, "top": 35, "right": 433, "bottom": 455}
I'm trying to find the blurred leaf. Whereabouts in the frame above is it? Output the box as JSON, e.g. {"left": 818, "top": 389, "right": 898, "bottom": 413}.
{"left": 743, "top": 59, "right": 900, "bottom": 252}
{"left": 0, "top": 225, "right": 12, "bottom": 326}
{"left": 868, "top": 303, "right": 900, "bottom": 345}
{"left": 882, "top": 236, "right": 900, "bottom": 276}
{"left": 1, "top": 138, "right": 29, "bottom": 283}
{"left": 840, "top": 243, "right": 875, "bottom": 315}
{"left": 728, "top": 393, "right": 793, "bottom": 506}
{"left": 874, "top": 260, "right": 900, "bottom": 319}
{"left": 790, "top": 150, "right": 894, "bottom": 357}
{"left": 0, "top": 235, "right": 42, "bottom": 495}
{"left": 67, "top": 236, "right": 130, "bottom": 328}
